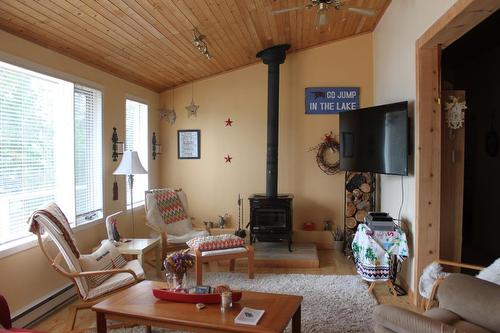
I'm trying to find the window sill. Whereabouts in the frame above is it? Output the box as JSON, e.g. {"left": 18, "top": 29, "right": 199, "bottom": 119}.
{"left": 0, "top": 217, "right": 104, "bottom": 260}
{"left": 127, "top": 202, "right": 145, "bottom": 211}
{"left": 73, "top": 216, "right": 104, "bottom": 233}
{"left": 0, "top": 236, "right": 38, "bottom": 260}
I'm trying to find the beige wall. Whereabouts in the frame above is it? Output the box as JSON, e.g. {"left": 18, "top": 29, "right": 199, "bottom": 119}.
{"left": 0, "top": 30, "right": 160, "bottom": 312}
{"left": 159, "top": 34, "right": 373, "bottom": 245}
{"left": 373, "top": 0, "right": 457, "bottom": 293}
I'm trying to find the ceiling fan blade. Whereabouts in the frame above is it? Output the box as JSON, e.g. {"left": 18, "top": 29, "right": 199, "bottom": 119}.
{"left": 272, "top": 6, "right": 305, "bottom": 15}
{"left": 347, "top": 7, "right": 376, "bottom": 16}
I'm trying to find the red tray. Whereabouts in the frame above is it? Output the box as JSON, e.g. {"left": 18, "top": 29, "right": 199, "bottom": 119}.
{"left": 152, "top": 288, "right": 242, "bottom": 304}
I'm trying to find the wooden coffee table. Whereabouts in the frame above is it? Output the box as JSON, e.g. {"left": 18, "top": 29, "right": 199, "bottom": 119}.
{"left": 92, "top": 280, "right": 302, "bottom": 333}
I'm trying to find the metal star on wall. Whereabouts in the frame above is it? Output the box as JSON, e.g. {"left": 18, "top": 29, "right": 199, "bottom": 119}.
{"left": 186, "top": 100, "right": 199, "bottom": 118}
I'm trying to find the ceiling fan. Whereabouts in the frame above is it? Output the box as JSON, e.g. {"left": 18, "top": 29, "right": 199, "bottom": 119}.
{"left": 272, "top": 0, "right": 376, "bottom": 27}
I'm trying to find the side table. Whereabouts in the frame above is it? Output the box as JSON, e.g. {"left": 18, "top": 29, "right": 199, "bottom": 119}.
{"left": 117, "top": 238, "right": 162, "bottom": 278}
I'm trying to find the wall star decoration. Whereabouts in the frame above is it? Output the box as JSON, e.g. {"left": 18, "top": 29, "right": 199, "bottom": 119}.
{"left": 160, "top": 89, "right": 176, "bottom": 124}
{"left": 224, "top": 154, "right": 232, "bottom": 163}
{"left": 186, "top": 83, "right": 199, "bottom": 118}
{"left": 225, "top": 117, "right": 233, "bottom": 127}
{"left": 186, "top": 100, "right": 199, "bottom": 118}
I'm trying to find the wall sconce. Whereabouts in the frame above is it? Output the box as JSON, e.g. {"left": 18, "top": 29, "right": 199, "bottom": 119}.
{"left": 111, "top": 127, "right": 124, "bottom": 162}
{"left": 152, "top": 132, "right": 161, "bottom": 160}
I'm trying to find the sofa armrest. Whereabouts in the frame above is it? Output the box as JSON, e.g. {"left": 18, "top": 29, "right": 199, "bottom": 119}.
{"left": 0, "top": 294, "right": 12, "bottom": 329}
{"left": 374, "top": 305, "right": 457, "bottom": 333}
{"left": 437, "top": 273, "right": 500, "bottom": 332}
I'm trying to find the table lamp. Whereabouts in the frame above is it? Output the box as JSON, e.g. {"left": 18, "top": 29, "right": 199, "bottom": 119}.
{"left": 113, "top": 150, "right": 147, "bottom": 237}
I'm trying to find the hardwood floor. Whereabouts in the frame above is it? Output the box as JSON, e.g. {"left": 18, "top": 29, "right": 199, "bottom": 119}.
{"left": 32, "top": 249, "right": 417, "bottom": 332}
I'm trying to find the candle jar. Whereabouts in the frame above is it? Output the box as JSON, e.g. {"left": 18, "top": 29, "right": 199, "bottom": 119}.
{"left": 220, "top": 291, "right": 232, "bottom": 312}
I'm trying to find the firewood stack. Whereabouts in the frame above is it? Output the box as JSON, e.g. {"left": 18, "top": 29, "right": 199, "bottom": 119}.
{"left": 344, "top": 172, "right": 375, "bottom": 259}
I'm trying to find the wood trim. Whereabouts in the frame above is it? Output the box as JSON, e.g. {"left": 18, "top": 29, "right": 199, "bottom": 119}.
{"left": 414, "top": 45, "right": 442, "bottom": 306}
{"left": 414, "top": 0, "right": 500, "bottom": 306}
{"left": 417, "top": 0, "right": 499, "bottom": 50}
{"left": 434, "top": 259, "right": 484, "bottom": 271}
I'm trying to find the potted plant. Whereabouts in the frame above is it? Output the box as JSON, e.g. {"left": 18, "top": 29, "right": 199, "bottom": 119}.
{"left": 330, "top": 226, "right": 345, "bottom": 251}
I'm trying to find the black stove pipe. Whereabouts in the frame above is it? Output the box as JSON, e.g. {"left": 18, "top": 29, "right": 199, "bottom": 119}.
{"left": 256, "top": 44, "right": 290, "bottom": 198}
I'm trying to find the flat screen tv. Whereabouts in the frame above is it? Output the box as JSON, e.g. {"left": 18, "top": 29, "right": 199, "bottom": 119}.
{"left": 339, "top": 101, "right": 408, "bottom": 175}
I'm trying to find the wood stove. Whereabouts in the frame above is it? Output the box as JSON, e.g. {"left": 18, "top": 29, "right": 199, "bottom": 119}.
{"left": 249, "top": 194, "right": 293, "bottom": 251}
{"left": 249, "top": 44, "right": 294, "bottom": 251}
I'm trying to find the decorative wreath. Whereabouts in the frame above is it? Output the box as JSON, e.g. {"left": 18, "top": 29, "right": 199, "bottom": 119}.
{"left": 309, "top": 132, "right": 341, "bottom": 175}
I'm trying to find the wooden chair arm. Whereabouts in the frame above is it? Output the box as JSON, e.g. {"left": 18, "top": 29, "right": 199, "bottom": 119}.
{"left": 425, "top": 277, "right": 446, "bottom": 310}
{"left": 433, "top": 259, "right": 484, "bottom": 271}
{"left": 66, "top": 268, "right": 140, "bottom": 282}
{"left": 425, "top": 260, "right": 485, "bottom": 310}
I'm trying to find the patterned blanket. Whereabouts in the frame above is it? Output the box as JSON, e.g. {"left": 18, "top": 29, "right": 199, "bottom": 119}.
{"left": 352, "top": 223, "right": 408, "bottom": 281}
{"left": 153, "top": 189, "right": 188, "bottom": 225}
{"left": 27, "top": 203, "right": 81, "bottom": 258}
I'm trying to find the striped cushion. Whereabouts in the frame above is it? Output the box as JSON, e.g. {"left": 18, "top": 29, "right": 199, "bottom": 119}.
{"left": 86, "top": 259, "right": 145, "bottom": 300}
{"left": 187, "top": 234, "right": 245, "bottom": 252}
{"left": 79, "top": 240, "right": 127, "bottom": 288}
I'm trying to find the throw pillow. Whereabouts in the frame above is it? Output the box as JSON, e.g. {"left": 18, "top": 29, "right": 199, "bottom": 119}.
{"left": 79, "top": 240, "right": 127, "bottom": 288}
{"left": 187, "top": 234, "right": 245, "bottom": 252}
{"left": 476, "top": 258, "right": 500, "bottom": 285}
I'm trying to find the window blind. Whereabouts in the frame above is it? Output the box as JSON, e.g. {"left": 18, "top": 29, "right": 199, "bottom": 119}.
{"left": 74, "top": 85, "right": 103, "bottom": 224}
{"left": 125, "top": 99, "right": 148, "bottom": 206}
{"left": 0, "top": 61, "right": 74, "bottom": 244}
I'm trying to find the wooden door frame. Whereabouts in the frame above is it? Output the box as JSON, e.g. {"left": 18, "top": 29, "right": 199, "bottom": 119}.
{"left": 414, "top": 0, "right": 499, "bottom": 304}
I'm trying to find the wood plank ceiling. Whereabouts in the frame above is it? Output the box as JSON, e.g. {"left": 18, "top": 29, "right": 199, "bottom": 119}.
{"left": 0, "top": 0, "right": 390, "bottom": 92}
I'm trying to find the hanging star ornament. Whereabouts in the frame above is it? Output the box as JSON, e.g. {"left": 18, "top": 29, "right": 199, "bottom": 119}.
{"left": 225, "top": 117, "right": 233, "bottom": 127}
{"left": 224, "top": 154, "right": 232, "bottom": 163}
{"left": 185, "top": 99, "right": 199, "bottom": 118}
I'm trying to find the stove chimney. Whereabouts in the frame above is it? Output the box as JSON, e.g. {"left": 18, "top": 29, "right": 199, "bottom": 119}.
{"left": 256, "top": 44, "right": 290, "bottom": 197}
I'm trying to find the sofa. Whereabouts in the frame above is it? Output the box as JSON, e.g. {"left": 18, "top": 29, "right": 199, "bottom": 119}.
{"left": 0, "top": 294, "right": 44, "bottom": 332}
{"left": 374, "top": 273, "right": 500, "bottom": 333}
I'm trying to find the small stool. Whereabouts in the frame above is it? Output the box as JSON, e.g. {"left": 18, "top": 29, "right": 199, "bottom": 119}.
{"left": 194, "top": 245, "right": 255, "bottom": 285}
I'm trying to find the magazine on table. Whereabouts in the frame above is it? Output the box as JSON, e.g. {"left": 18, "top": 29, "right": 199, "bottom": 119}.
{"left": 234, "top": 307, "right": 265, "bottom": 325}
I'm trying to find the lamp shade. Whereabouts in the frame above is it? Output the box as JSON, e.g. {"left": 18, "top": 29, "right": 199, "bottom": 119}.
{"left": 113, "top": 150, "right": 147, "bottom": 175}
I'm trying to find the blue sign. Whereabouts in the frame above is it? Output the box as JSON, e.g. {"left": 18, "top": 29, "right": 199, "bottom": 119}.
{"left": 305, "top": 87, "right": 359, "bottom": 114}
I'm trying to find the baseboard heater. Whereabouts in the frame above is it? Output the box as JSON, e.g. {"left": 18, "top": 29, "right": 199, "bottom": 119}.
{"left": 11, "top": 283, "right": 77, "bottom": 328}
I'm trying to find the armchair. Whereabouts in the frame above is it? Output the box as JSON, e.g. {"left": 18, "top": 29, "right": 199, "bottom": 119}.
{"left": 423, "top": 259, "right": 484, "bottom": 310}
{"left": 145, "top": 188, "right": 209, "bottom": 262}
{"left": 27, "top": 203, "right": 145, "bottom": 332}
{"left": 374, "top": 273, "right": 500, "bottom": 333}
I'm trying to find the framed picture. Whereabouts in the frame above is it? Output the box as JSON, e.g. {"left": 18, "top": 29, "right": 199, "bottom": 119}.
{"left": 178, "top": 129, "right": 201, "bottom": 159}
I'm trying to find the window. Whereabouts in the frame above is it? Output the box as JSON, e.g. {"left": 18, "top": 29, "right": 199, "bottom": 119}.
{"left": 74, "top": 85, "right": 103, "bottom": 223}
{"left": 125, "top": 99, "right": 148, "bottom": 207}
{"left": 0, "top": 60, "right": 103, "bottom": 245}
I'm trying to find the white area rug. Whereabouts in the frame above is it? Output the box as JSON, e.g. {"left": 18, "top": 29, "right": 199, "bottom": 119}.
{"left": 106, "top": 272, "right": 377, "bottom": 333}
